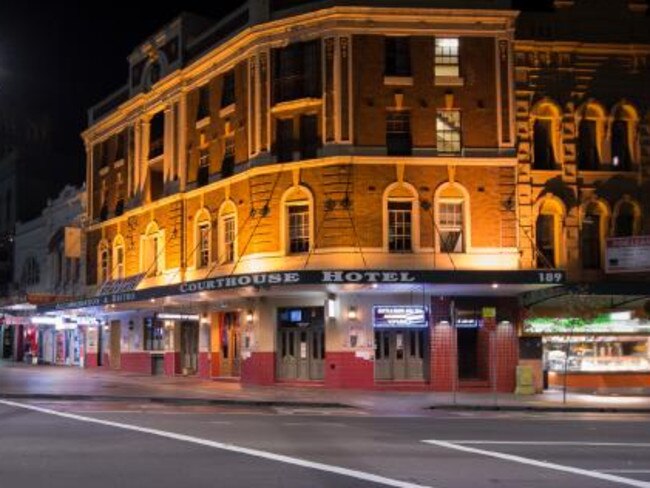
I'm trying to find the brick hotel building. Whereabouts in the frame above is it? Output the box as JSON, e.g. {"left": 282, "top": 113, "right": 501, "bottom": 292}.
{"left": 26, "top": 0, "right": 650, "bottom": 392}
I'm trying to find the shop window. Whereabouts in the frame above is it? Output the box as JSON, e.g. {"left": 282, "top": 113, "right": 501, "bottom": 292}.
{"left": 434, "top": 38, "right": 460, "bottom": 79}
{"left": 436, "top": 110, "right": 462, "bottom": 154}
{"left": 148, "top": 112, "right": 165, "bottom": 160}
{"left": 275, "top": 118, "right": 294, "bottom": 162}
{"left": 299, "top": 114, "right": 319, "bottom": 160}
{"left": 387, "top": 201, "right": 413, "bottom": 253}
{"left": 197, "top": 84, "right": 211, "bottom": 121}
{"left": 614, "top": 202, "right": 636, "bottom": 237}
{"left": 438, "top": 201, "right": 464, "bottom": 253}
{"left": 533, "top": 119, "right": 556, "bottom": 169}
{"left": 197, "top": 220, "right": 211, "bottom": 269}
{"left": 535, "top": 214, "right": 556, "bottom": 268}
{"left": 273, "top": 40, "right": 321, "bottom": 104}
{"left": 386, "top": 111, "right": 412, "bottom": 156}
{"left": 221, "top": 71, "right": 235, "bottom": 108}
{"left": 385, "top": 37, "right": 411, "bottom": 77}
{"left": 577, "top": 119, "right": 600, "bottom": 170}
{"left": 288, "top": 204, "right": 310, "bottom": 254}
{"left": 581, "top": 212, "right": 601, "bottom": 270}
{"left": 144, "top": 317, "right": 165, "bottom": 351}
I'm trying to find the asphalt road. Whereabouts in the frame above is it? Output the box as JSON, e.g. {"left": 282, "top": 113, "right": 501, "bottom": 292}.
{"left": 1, "top": 400, "right": 650, "bottom": 488}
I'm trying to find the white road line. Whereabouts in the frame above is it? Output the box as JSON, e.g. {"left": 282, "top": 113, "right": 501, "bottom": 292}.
{"left": 599, "top": 470, "right": 650, "bottom": 474}
{"left": 423, "top": 440, "right": 650, "bottom": 488}
{"left": 0, "top": 400, "right": 431, "bottom": 488}
{"left": 437, "top": 441, "right": 650, "bottom": 447}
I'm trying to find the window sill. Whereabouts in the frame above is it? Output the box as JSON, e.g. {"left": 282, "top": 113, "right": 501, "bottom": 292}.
{"left": 384, "top": 76, "right": 414, "bottom": 86}
{"left": 113, "top": 158, "right": 125, "bottom": 169}
{"left": 98, "top": 166, "right": 110, "bottom": 177}
{"left": 219, "top": 104, "right": 236, "bottom": 118}
{"left": 271, "top": 98, "right": 322, "bottom": 115}
{"left": 195, "top": 117, "right": 211, "bottom": 130}
{"left": 435, "top": 76, "right": 464, "bottom": 87}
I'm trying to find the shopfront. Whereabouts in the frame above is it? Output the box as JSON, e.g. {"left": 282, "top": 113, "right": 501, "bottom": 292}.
{"left": 276, "top": 306, "right": 325, "bottom": 382}
{"left": 525, "top": 312, "right": 650, "bottom": 391}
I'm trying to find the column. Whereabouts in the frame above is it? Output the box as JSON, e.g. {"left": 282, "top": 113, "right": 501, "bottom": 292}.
{"left": 163, "top": 106, "right": 173, "bottom": 183}
{"left": 178, "top": 95, "right": 188, "bottom": 191}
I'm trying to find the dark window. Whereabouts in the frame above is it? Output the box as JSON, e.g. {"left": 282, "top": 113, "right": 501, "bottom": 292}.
{"left": 386, "top": 111, "right": 412, "bottom": 156}
{"left": 149, "top": 168, "right": 164, "bottom": 201}
{"left": 149, "top": 112, "right": 165, "bottom": 159}
{"left": 144, "top": 318, "right": 165, "bottom": 351}
{"left": 221, "top": 137, "right": 235, "bottom": 177}
{"left": 275, "top": 119, "right": 294, "bottom": 162}
{"left": 385, "top": 37, "right": 411, "bottom": 77}
{"left": 114, "top": 199, "right": 125, "bottom": 217}
{"left": 197, "top": 85, "right": 211, "bottom": 121}
{"left": 299, "top": 114, "right": 319, "bottom": 160}
{"left": 288, "top": 205, "right": 310, "bottom": 254}
{"left": 578, "top": 120, "right": 599, "bottom": 170}
{"left": 615, "top": 205, "right": 635, "bottom": 237}
{"left": 221, "top": 71, "right": 236, "bottom": 108}
{"left": 581, "top": 214, "right": 601, "bottom": 269}
{"left": 99, "top": 204, "right": 109, "bottom": 222}
{"left": 115, "top": 132, "right": 126, "bottom": 161}
{"left": 388, "top": 201, "right": 412, "bottom": 252}
{"left": 273, "top": 40, "right": 321, "bottom": 103}
{"left": 197, "top": 148, "right": 210, "bottom": 187}
{"left": 536, "top": 214, "right": 555, "bottom": 268}
{"left": 611, "top": 120, "right": 632, "bottom": 170}
{"left": 533, "top": 119, "right": 556, "bottom": 170}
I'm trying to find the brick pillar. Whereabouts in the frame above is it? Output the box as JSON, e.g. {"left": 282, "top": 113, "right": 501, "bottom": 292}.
{"left": 430, "top": 297, "right": 456, "bottom": 391}
{"left": 494, "top": 322, "right": 519, "bottom": 393}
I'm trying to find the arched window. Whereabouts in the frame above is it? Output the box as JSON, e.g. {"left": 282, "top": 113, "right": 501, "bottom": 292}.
{"left": 610, "top": 104, "right": 638, "bottom": 171}
{"left": 531, "top": 102, "right": 561, "bottom": 170}
{"left": 195, "top": 209, "right": 212, "bottom": 268}
{"left": 218, "top": 200, "right": 238, "bottom": 264}
{"left": 534, "top": 197, "right": 565, "bottom": 268}
{"left": 613, "top": 200, "right": 640, "bottom": 237}
{"left": 141, "top": 222, "right": 164, "bottom": 277}
{"left": 577, "top": 102, "right": 605, "bottom": 170}
{"left": 581, "top": 201, "right": 609, "bottom": 270}
{"left": 383, "top": 182, "right": 419, "bottom": 253}
{"left": 434, "top": 182, "right": 470, "bottom": 253}
{"left": 112, "top": 235, "right": 125, "bottom": 280}
{"left": 280, "top": 186, "right": 314, "bottom": 255}
{"left": 97, "top": 240, "right": 110, "bottom": 284}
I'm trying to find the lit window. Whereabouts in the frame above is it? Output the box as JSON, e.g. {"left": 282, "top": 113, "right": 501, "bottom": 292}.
{"left": 436, "top": 110, "right": 461, "bottom": 154}
{"left": 197, "top": 222, "right": 210, "bottom": 268}
{"left": 288, "top": 205, "right": 310, "bottom": 254}
{"left": 388, "top": 201, "right": 412, "bottom": 253}
{"left": 222, "top": 216, "right": 235, "bottom": 264}
{"left": 114, "top": 245, "right": 124, "bottom": 280}
{"left": 438, "top": 201, "right": 464, "bottom": 253}
{"left": 142, "top": 229, "right": 162, "bottom": 278}
{"left": 435, "top": 38, "right": 460, "bottom": 78}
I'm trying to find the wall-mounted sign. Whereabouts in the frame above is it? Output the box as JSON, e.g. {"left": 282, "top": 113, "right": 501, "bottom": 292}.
{"left": 524, "top": 313, "right": 650, "bottom": 334}
{"left": 373, "top": 306, "right": 429, "bottom": 329}
{"left": 606, "top": 236, "right": 650, "bottom": 274}
{"left": 156, "top": 313, "right": 200, "bottom": 321}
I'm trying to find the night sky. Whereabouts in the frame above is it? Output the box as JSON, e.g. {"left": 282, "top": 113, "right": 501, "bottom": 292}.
{"left": 0, "top": 0, "right": 565, "bottom": 184}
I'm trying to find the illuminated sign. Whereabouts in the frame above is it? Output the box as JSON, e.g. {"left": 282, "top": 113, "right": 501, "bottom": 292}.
{"left": 373, "top": 306, "right": 428, "bottom": 329}
{"left": 524, "top": 313, "right": 650, "bottom": 334}
{"left": 156, "top": 313, "right": 200, "bottom": 321}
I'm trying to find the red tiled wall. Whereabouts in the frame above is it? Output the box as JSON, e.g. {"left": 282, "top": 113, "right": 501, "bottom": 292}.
{"left": 241, "top": 352, "right": 275, "bottom": 385}
{"left": 121, "top": 352, "right": 152, "bottom": 374}
{"left": 198, "top": 352, "right": 211, "bottom": 379}
{"left": 85, "top": 353, "right": 98, "bottom": 368}
{"left": 325, "top": 352, "right": 374, "bottom": 389}
{"left": 164, "top": 352, "right": 181, "bottom": 376}
{"left": 494, "top": 322, "right": 518, "bottom": 393}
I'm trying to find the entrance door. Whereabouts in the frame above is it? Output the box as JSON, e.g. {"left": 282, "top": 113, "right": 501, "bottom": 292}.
{"left": 110, "top": 320, "right": 121, "bottom": 369}
{"left": 374, "top": 329, "right": 427, "bottom": 381}
{"left": 180, "top": 321, "right": 199, "bottom": 375}
{"left": 276, "top": 307, "right": 325, "bottom": 381}
{"left": 219, "top": 312, "right": 241, "bottom": 377}
{"left": 457, "top": 327, "right": 478, "bottom": 379}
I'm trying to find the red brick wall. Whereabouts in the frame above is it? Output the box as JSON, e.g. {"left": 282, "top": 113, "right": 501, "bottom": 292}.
{"left": 324, "top": 352, "right": 374, "bottom": 389}
{"left": 241, "top": 352, "right": 275, "bottom": 385}
{"left": 121, "top": 352, "right": 152, "bottom": 374}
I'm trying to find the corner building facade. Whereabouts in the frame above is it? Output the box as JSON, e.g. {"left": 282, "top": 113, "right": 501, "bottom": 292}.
{"left": 71, "top": 0, "right": 650, "bottom": 392}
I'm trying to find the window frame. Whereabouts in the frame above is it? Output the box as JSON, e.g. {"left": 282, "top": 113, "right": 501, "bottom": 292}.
{"left": 434, "top": 37, "right": 461, "bottom": 82}
{"left": 436, "top": 109, "right": 462, "bottom": 155}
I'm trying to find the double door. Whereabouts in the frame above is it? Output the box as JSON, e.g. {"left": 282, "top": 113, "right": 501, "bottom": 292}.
{"left": 180, "top": 321, "right": 199, "bottom": 375}
{"left": 277, "top": 325, "right": 325, "bottom": 381}
{"left": 219, "top": 312, "right": 241, "bottom": 377}
{"left": 375, "top": 329, "right": 427, "bottom": 381}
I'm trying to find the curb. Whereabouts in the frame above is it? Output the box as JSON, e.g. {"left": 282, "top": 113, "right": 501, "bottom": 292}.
{"left": 429, "top": 404, "right": 650, "bottom": 414}
{"left": 0, "top": 393, "right": 352, "bottom": 410}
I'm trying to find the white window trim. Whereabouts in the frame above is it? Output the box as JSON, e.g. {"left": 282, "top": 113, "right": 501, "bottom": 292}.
{"left": 97, "top": 240, "right": 110, "bottom": 284}
{"left": 433, "top": 182, "right": 471, "bottom": 254}
{"left": 112, "top": 235, "right": 125, "bottom": 280}
{"left": 279, "top": 185, "right": 315, "bottom": 256}
{"left": 382, "top": 181, "right": 420, "bottom": 253}
{"left": 218, "top": 200, "right": 238, "bottom": 265}
{"left": 195, "top": 210, "right": 212, "bottom": 269}
{"left": 139, "top": 223, "right": 165, "bottom": 277}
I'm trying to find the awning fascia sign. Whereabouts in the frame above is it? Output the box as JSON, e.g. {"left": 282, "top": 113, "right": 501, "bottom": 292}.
{"left": 39, "top": 269, "right": 566, "bottom": 312}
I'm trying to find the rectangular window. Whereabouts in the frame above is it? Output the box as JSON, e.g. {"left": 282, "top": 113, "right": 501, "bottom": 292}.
{"left": 221, "top": 71, "right": 236, "bottom": 108}
{"left": 439, "top": 201, "right": 464, "bottom": 253}
{"left": 198, "top": 223, "right": 210, "bottom": 268}
{"left": 385, "top": 37, "right": 411, "bottom": 77}
{"left": 100, "top": 250, "right": 109, "bottom": 283}
{"left": 299, "top": 114, "right": 319, "bottom": 160}
{"left": 144, "top": 318, "right": 165, "bottom": 351}
{"left": 276, "top": 118, "right": 294, "bottom": 162}
{"left": 581, "top": 215, "right": 601, "bottom": 270}
{"left": 288, "top": 205, "right": 310, "bottom": 254}
{"left": 386, "top": 111, "right": 412, "bottom": 156}
{"left": 223, "top": 216, "right": 235, "bottom": 264}
{"left": 435, "top": 38, "right": 460, "bottom": 78}
{"left": 273, "top": 40, "right": 321, "bottom": 103}
{"left": 436, "top": 110, "right": 462, "bottom": 154}
{"left": 388, "top": 201, "right": 412, "bottom": 253}
{"left": 115, "top": 247, "right": 124, "bottom": 280}
{"left": 197, "top": 148, "right": 210, "bottom": 187}
{"left": 197, "top": 84, "right": 211, "bottom": 121}
{"left": 149, "top": 112, "right": 165, "bottom": 159}
{"left": 536, "top": 214, "right": 556, "bottom": 268}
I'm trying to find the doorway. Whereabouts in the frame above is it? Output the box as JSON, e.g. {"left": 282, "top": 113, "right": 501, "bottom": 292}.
{"left": 219, "top": 312, "right": 241, "bottom": 378}
{"left": 375, "top": 329, "right": 427, "bottom": 381}
{"left": 2, "top": 326, "right": 14, "bottom": 359}
{"left": 276, "top": 307, "right": 325, "bottom": 381}
{"left": 457, "top": 327, "right": 479, "bottom": 379}
{"left": 110, "top": 320, "right": 121, "bottom": 369}
{"left": 180, "top": 321, "right": 199, "bottom": 375}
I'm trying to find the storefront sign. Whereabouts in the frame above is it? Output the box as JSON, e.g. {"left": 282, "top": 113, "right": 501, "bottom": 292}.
{"left": 42, "top": 269, "right": 566, "bottom": 312}
{"left": 373, "top": 306, "right": 429, "bottom": 329}
{"left": 606, "top": 236, "right": 650, "bottom": 273}
{"left": 524, "top": 314, "right": 650, "bottom": 334}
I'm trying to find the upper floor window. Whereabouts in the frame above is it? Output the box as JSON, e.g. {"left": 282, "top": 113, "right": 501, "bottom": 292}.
{"left": 113, "top": 236, "right": 125, "bottom": 280}
{"left": 288, "top": 204, "right": 310, "bottom": 254}
{"left": 387, "top": 201, "right": 413, "bottom": 253}
{"left": 610, "top": 104, "right": 637, "bottom": 172}
{"left": 98, "top": 242, "right": 110, "bottom": 284}
{"left": 221, "top": 71, "right": 236, "bottom": 108}
{"left": 532, "top": 103, "right": 560, "bottom": 170}
{"left": 577, "top": 103, "right": 605, "bottom": 170}
{"left": 273, "top": 40, "right": 321, "bottom": 103}
{"left": 299, "top": 114, "right": 319, "bottom": 160}
{"left": 438, "top": 201, "right": 464, "bottom": 253}
{"left": 197, "top": 147, "right": 210, "bottom": 187}
{"left": 385, "top": 37, "right": 411, "bottom": 77}
{"left": 197, "top": 84, "right": 211, "bottom": 121}
{"left": 142, "top": 223, "right": 163, "bottom": 278}
{"left": 20, "top": 257, "right": 40, "bottom": 287}
{"left": 276, "top": 118, "right": 295, "bottom": 163}
{"left": 148, "top": 112, "right": 165, "bottom": 159}
{"left": 434, "top": 38, "right": 460, "bottom": 79}
{"left": 614, "top": 201, "right": 638, "bottom": 237}
{"left": 218, "top": 201, "right": 237, "bottom": 265}
{"left": 197, "top": 218, "right": 211, "bottom": 269}
{"left": 436, "top": 110, "right": 462, "bottom": 154}
{"left": 581, "top": 207, "right": 604, "bottom": 270}
{"left": 222, "top": 130, "right": 236, "bottom": 177}
{"left": 535, "top": 214, "right": 556, "bottom": 268}
{"left": 386, "top": 111, "right": 412, "bottom": 156}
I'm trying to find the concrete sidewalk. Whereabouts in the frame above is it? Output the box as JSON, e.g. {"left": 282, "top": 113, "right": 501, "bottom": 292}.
{"left": 1, "top": 362, "right": 649, "bottom": 413}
